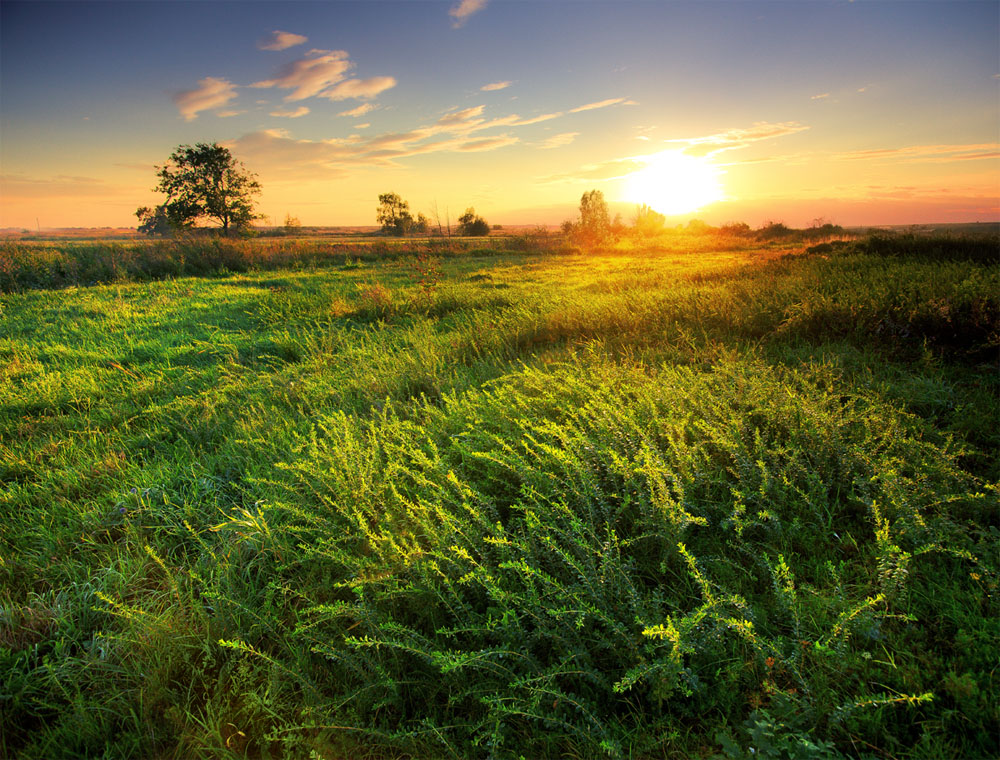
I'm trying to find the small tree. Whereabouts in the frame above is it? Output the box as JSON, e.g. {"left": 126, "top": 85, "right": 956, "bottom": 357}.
{"left": 283, "top": 213, "right": 302, "bottom": 235}
{"left": 632, "top": 204, "right": 666, "bottom": 237}
{"left": 377, "top": 192, "right": 416, "bottom": 236}
{"left": 577, "top": 189, "right": 610, "bottom": 245}
{"left": 457, "top": 207, "right": 490, "bottom": 236}
{"left": 135, "top": 205, "right": 182, "bottom": 236}
{"left": 138, "top": 143, "right": 261, "bottom": 236}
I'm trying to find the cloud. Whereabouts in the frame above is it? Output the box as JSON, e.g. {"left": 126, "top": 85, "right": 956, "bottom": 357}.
{"left": 217, "top": 109, "right": 245, "bottom": 118}
{"left": 457, "top": 134, "right": 519, "bottom": 151}
{"left": 811, "top": 93, "right": 830, "bottom": 100}
{"left": 173, "top": 77, "right": 238, "bottom": 121}
{"left": 0, "top": 173, "right": 131, "bottom": 199}
{"left": 569, "top": 97, "right": 630, "bottom": 113}
{"left": 450, "top": 0, "right": 487, "bottom": 28}
{"left": 510, "top": 112, "right": 562, "bottom": 125}
{"left": 537, "top": 132, "right": 579, "bottom": 150}
{"left": 438, "top": 105, "right": 485, "bottom": 125}
{"left": 252, "top": 49, "right": 396, "bottom": 103}
{"left": 835, "top": 143, "right": 1000, "bottom": 163}
{"left": 339, "top": 103, "right": 376, "bottom": 117}
{"left": 270, "top": 106, "right": 310, "bottom": 118}
{"left": 541, "top": 120, "right": 810, "bottom": 185}
{"left": 355, "top": 123, "right": 371, "bottom": 129}
{"left": 258, "top": 30, "right": 308, "bottom": 51}
{"left": 252, "top": 49, "right": 354, "bottom": 100}
{"left": 665, "top": 121, "right": 810, "bottom": 156}
{"left": 322, "top": 76, "right": 397, "bottom": 101}
{"left": 225, "top": 103, "right": 541, "bottom": 176}
{"left": 481, "top": 80, "right": 512, "bottom": 91}
{"left": 537, "top": 156, "right": 645, "bottom": 184}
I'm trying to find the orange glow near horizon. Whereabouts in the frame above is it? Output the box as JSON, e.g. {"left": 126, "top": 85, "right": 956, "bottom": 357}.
{"left": 622, "top": 150, "right": 724, "bottom": 215}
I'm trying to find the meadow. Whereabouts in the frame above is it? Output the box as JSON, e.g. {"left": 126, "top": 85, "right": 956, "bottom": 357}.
{"left": 1, "top": 231, "right": 997, "bottom": 759}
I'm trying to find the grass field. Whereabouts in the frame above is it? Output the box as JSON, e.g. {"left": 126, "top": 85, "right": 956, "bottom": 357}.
{"left": 1, "top": 234, "right": 997, "bottom": 759}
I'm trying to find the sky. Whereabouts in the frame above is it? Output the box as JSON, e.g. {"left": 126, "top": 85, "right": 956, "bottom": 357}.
{"left": 1, "top": 0, "right": 998, "bottom": 229}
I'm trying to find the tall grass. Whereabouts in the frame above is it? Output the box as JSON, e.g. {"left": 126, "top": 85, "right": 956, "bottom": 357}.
{"left": 0, "top": 233, "right": 568, "bottom": 293}
{"left": 1, "top": 237, "right": 996, "bottom": 758}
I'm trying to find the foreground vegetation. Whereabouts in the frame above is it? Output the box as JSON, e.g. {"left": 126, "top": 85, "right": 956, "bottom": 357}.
{"left": 1, "top": 233, "right": 997, "bottom": 758}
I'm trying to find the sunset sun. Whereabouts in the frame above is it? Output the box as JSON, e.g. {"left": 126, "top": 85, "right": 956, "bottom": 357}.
{"left": 623, "top": 150, "right": 723, "bottom": 215}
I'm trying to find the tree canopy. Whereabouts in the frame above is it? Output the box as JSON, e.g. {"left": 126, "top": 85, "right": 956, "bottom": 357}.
{"left": 457, "top": 207, "right": 490, "bottom": 236}
{"left": 578, "top": 190, "right": 611, "bottom": 244}
{"left": 137, "top": 143, "right": 261, "bottom": 235}
{"left": 376, "top": 192, "right": 418, "bottom": 236}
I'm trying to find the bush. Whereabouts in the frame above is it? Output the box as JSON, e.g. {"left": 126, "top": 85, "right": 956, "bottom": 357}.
{"left": 458, "top": 208, "right": 490, "bottom": 236}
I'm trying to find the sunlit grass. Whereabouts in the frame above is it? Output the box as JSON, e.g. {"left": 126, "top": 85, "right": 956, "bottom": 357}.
{"left": 1, "top": 236, "right": 997, "bottom": 758}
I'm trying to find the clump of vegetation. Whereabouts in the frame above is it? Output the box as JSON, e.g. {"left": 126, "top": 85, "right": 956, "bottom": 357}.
{"left": 376, "top": 192, "right": 430, "bottom": 236}
{"left": 631, "top": 203, "right": 667, "bottom": 237}
{"left": 1, "top": 234, "right": 997, "bottom": 759}
{"left": 563, "top": 189, "right": 615, "bottom": 247}
{"left": 457, "top": 207, "right": 490, "bottom": 236}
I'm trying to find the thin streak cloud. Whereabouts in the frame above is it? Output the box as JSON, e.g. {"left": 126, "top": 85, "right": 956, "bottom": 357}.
{"left": 835, "top": 143, "right": 1000, "bottom": 163}
{"left": 270, "top": 106, "right": 310, "bottom": 118}
{"left": 537, "top": 132, "right": 579, "bottom": 150}
{"left": 569, "top": 97, "right": 630, "bottom": 113}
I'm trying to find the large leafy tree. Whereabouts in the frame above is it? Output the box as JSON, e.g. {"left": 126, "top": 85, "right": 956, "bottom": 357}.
{"left": 137, "top": 143, "right": 261, "bottom": 235}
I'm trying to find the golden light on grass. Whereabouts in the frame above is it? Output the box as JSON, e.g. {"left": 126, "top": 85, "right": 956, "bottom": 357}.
{"left": 623, "top": 150, "right": 723, "bottom": 215}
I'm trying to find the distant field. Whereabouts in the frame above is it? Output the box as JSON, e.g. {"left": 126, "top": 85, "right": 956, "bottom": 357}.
{"left": 1, "top": 236, "right": 997, "bottom": 759}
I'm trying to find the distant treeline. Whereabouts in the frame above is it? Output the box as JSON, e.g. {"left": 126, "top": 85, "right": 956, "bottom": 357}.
{"left": 0, "top": 235, "right": 553, "bottom": 293}
{"left": 1, "top": 228, "right": 995, "bottom": 293}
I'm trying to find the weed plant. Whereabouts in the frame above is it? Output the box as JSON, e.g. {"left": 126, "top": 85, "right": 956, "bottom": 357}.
{"left": 1, "top": 236, "right": 997, "bottom": 758}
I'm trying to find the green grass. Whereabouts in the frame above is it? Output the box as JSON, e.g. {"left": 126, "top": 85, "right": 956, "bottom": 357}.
{"left": 1, "top": 237, "right": 997, "bottom": 759}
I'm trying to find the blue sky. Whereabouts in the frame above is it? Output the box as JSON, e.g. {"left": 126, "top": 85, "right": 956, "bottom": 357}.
{"left": 2, "top": 0, "right": 997, "bottom": 227}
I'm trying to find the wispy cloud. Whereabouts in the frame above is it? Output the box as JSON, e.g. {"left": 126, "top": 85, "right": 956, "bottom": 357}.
{"left": 252, "top": 49, "right": 396, "bottom": 103}
{"left": 339, "top": 103, "right": 376, "bottom": 118}
{"left": 258, "top": 30, "right": 308, "bottom": 51}
{"left": 510, "top": 112, "right": 562, "bottom": 125}
{"left": 0, "top": 173, "right": 131, "bottom": 199}
{"left": 481, "top": 80, "right": 511, "bottom": 91}
{"left": 173, "top": 77, "right": 238, "bottom": 121}
{"left": 323, "top": 76, "right": 397, "bottom": 101}
{"left": 458, "top": 135, "right": 519, "bottom": 151}
{"left": 835, "top": 143, "right": 1000, "bottom": 163}
{"left": 537, "top": 156, "right": 644, "bottom": 184}
{"left": 450, "top": 0, "right": 487, "bottom": 28}
{"left": 537, "top": 132, "right": 579, "bottom": 150}
{"left": 270, "top": 106, "right": 310, "bottom": 118}
{"left": 252, "top": 49, "right": 354, "bottom": 100}
{"left": 569, "top": 97, "right": 632, "bottom": 113}
{"left": 542, "top": 120, "right": 810, "bottom": 184}
{"left": 665, "top": 121, "right": 810, "bottom": 156}
{"left": 217, "top": 109, "right": 245, "bottom": 118}
{"left": 225, "top": 104, "right": 545, "bottom": 177}
{"left": 810, "top": 93, "right": 830, "bottom": 100}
